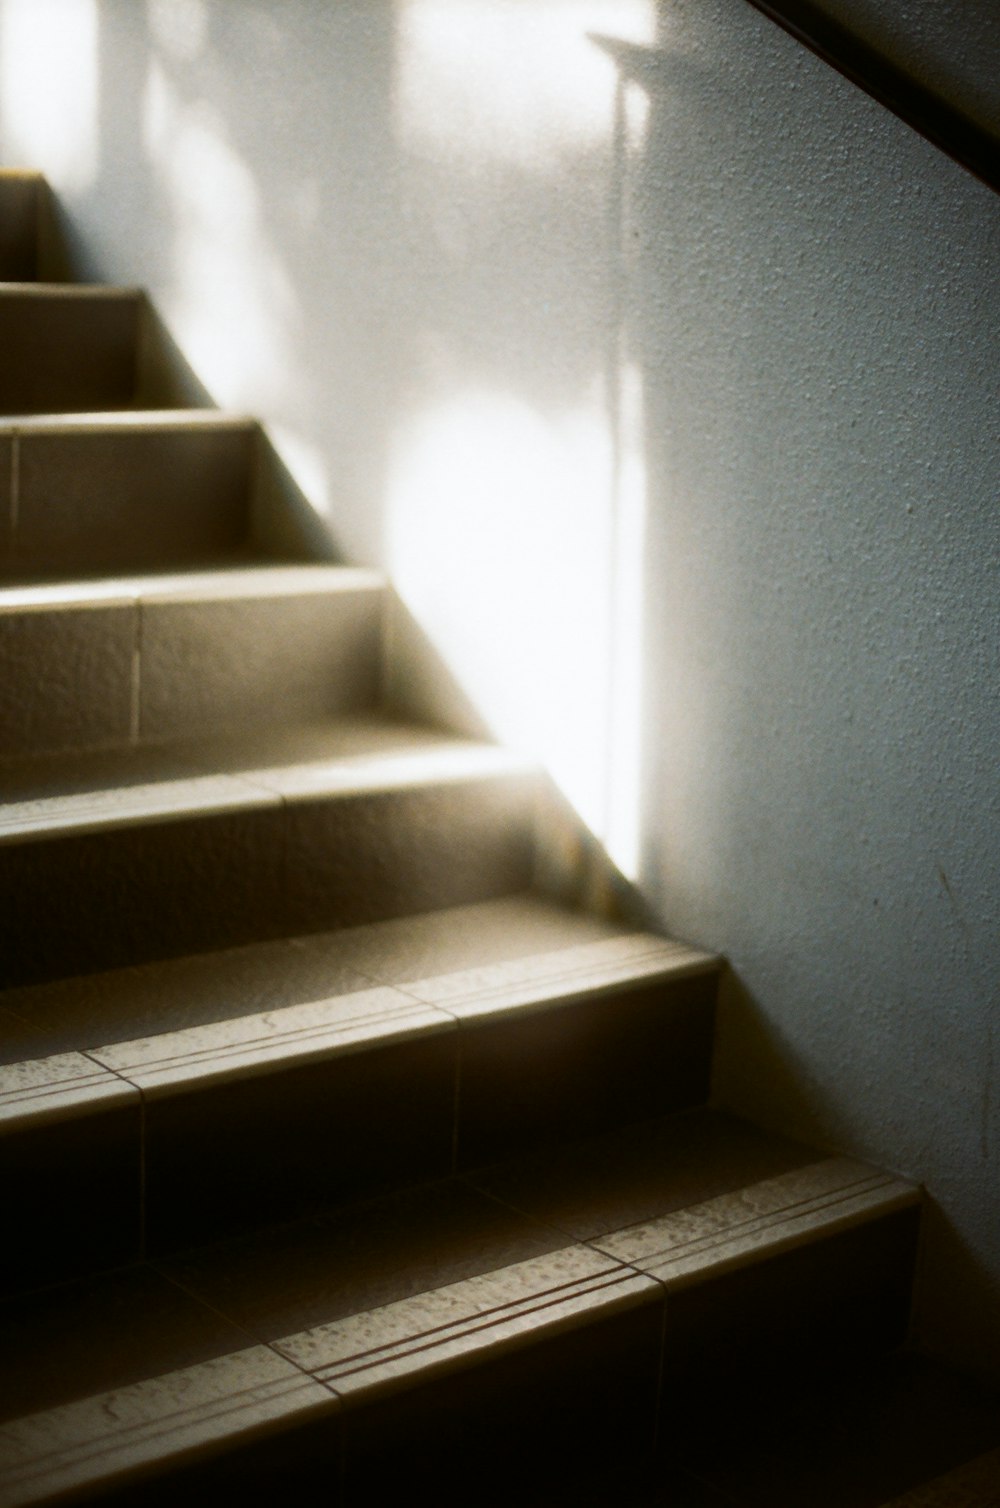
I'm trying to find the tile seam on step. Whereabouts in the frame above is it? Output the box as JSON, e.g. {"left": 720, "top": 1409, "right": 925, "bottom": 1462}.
{"left": 92, "top": 998, "right": 452, "bottom": 1090}
{"left": 595, "top": 1162, "right": 890, "bottom": 1260}
{"left": 610, "top": 1176, "right": 918, "bottom": 1284}
{"left": 316, "top": 1271, "right": 648, "bottom": 1390}
{"left": 276, "top": 1246, "right": 633, "bottom": 1368}
{"left": 289, "top": 1247, "right": 619, "bottom": 1358}
{"left": 303, "top": 1265, "right": 650, "bottom": 1387}
{"left": 9, "top": 429, "right": 18, "bottom": 537}
{"left": 130, "top": 594, "right": 143, "bottom": 745}
{"left": 400, "top": 938, "right": 717, "bottom": 1016}
{"left": 0, "top": 1062, "right": 128, "bottom": 1121}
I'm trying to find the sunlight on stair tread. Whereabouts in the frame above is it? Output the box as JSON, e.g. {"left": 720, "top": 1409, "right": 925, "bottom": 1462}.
{"left": 0, "top": 563, "right": 381, "bottom": 610}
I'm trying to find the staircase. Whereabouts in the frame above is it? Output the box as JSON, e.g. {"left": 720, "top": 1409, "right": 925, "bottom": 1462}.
{"left": 0, "top": 171, "right": 921, "bottom": 1506}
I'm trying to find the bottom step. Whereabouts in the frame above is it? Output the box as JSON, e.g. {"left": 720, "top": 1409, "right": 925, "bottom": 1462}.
{"left": 0, "top": 1110, "right": 919, "bottom": 1506}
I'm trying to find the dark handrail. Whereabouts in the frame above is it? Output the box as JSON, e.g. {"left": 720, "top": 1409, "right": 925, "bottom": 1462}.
{"left": 592, "top": 3, "right": 999, "bottom": 197}
{"left": 742, "top": 0, "right": 999, "bottom": 195}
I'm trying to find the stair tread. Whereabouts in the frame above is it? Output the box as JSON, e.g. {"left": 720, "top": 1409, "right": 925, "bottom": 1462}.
{"left": 0, "top": 409, "right": 257, "bottom": 432}
{"left": 0, "top": 716, "right": 531, "bottom": 842}
{"left": 0, "top": 891, "right": 707, "bottom": 1074}
{"left": 0, "top": 561, "right": 383, "bottom": 611}
{"left": 0, "top": 550, "right": 311, "bottom": 590}
{"left": 0, "top": 1110, "right": 916, "bottom": 1505}
{"left": 0, "top": 282, "right": 141, "bottom": 298}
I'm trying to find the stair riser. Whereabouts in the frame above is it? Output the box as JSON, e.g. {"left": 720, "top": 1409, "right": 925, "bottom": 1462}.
{"left": 142, "top": 971, "right": 717, "bottom": 1254}
{"left": 0, "top": 291, "right": 141, "bottom": 414}
{"left": 657, "top": 1208, "right": 920, "bottom": 1429}
{"left": 340, "top": 1302, "right": 663, "bottom": 1507}
{"left": 0, "top": 586, "right": 383, "bottom": 757}
{"left": 0, "top": 423, "right": 259, "bottom": 578}
{"left": 89, "top": 1413, "right": 345, "bottom": 1507}
{"left": 0, "top": 175, "right": 41, "bottom": 280}
{"left": 0, "top": 774, "right": 538, "bottom": 988}
{"left": 341, "top": 1215, "right": 919, "bottom": 1506}
{"left": 1, "top": 973, "right": 716, "bottom": 1282}
{"left": 7, "top": 1209, "right": 917, "bottom": 1506}
{"left": 1, "top": 1102, "right": 141, "bottom": 1294}
{"left": 454, "top": 973, "right": 717, "bottom": 1168}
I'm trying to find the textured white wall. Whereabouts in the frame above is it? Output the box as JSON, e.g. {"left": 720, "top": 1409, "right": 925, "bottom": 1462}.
{"left": 1, "top": 0, "right": 998, "bottom": 1373}
{"left": 638, "top": 0, "right": 1000, "bottom": 1378}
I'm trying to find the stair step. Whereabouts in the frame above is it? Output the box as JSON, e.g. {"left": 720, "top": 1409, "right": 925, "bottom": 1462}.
{"left": 0, "top": 285, "right": 144, "bottom": 415}
{"left": 0, "top": 412, "right": 271, "bottom": 578}
{"left": 0, "top": 565, "right": 384, "bottom": 757}
{"left": 0, "top": 896, "right": 718, "bottom": 1277}
{"left": 0, "top": 720, "right": 540, "bottom": 988}
{"left": 0, "top": 172, "right": 42, "bottom": 281}
{"left": 0, "top": 1112, "right": 920, "bottom": 1506}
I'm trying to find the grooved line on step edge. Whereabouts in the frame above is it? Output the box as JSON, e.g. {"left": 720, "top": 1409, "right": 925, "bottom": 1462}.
{"left": 0, "top": 1368, "right": 322, "bottom": 1487}
{"left": 312, "top": 1264, "right": 638, "bottom": 1385}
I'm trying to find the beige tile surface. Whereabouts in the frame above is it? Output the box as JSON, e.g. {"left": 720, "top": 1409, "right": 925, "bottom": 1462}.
{"left": 92, "top": 984, "right": 452, "bottom": 1095}
{"left": 0, "top": 1050, "right": 136, "bottom": 1128}
{"left": 276, "top": 1243, "right": 659, "bottom": 1402}
{"left": 138, "top": 573, "right": 383, "bottom": 739}
{"left": 0, "top": 1346, "right": 334, "bottom": 1507}
{"left": 402, "top": 932, "right": 718, "bottom": 1024}
{"left": 597, "top": 1158, "right": 920, "bottom": 1287}
{"left": 0, "top": 935, "right": 375, "bottom": 1057}
{"left": 0, "top": 597, "right": 136, "bottom": 757}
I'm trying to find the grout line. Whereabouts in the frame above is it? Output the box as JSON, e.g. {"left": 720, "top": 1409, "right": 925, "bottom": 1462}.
{"left": 138, "top": 1086, "right": 148, "bottom": 1261}
{"left": 10, "top": 431, "right": 19, "bottom": 539}
{"left": 79, "top": 1047, "right": 148, "bottom": 1260}
{"left": 649, "top": 1283, "right": 669, "bottom": 1462}
{"left": 153, "top": 1260, "right": 267, "bottom": 1356}
{"left": 450, "top": 1033, "right": 463, "bottom": 1177}
{"left": 130, "top": 600, "right": 143, "bottom": 744}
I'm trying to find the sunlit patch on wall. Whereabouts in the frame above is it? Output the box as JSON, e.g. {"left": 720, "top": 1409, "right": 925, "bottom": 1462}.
{"left": 0, "top": 0, "right": 98, "bottom": 192}
{"left": 605, "top": 361, "right": 647, "bottom": 880}
{"left": 388, "top": 7, "right": 652, "bottom": 878}
{"left": 395, "top": 0, "right": 654, "bottom": 172}
{"left": 387, "top": 384, "right": 634, "bottom": 855}
{"left": 147, "top": 0, "right": 207, "bottom": 63}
